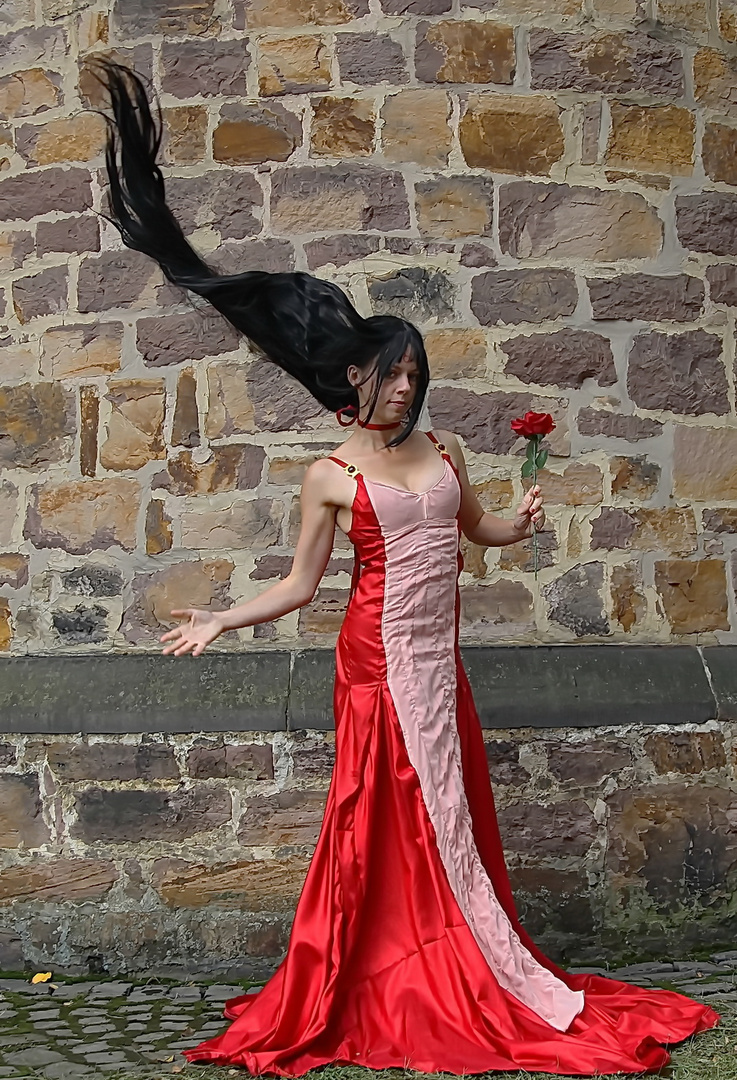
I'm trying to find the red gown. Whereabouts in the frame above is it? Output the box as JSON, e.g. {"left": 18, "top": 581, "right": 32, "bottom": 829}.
{"left": 184, "top": 433, "right": 718, "bottom": 1076}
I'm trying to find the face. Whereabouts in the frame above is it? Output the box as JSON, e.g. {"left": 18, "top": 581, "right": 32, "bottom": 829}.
{"left": 348, "top": 350, "right": 420, "bottom": 421}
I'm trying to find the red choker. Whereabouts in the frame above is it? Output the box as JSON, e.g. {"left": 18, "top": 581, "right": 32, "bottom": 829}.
{"left": 336, "top": 405, "right": 402, "bottom": 430}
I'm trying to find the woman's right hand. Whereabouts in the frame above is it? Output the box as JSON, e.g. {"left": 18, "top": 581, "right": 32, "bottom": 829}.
{"left": 160, "top": 609, "right": 224, "bottom": 657}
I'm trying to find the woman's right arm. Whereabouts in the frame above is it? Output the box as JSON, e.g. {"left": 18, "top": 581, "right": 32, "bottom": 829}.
{"left": 162, "top": 459, "right": 345, "bottom": 656}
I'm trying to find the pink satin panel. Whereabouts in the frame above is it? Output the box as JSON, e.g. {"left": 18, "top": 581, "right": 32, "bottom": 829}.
{"left": 366, "top": 469, "right": 584, "bottom": 1031}
{"left": 183, "top": 444, "right": 719, "bottom": 1077}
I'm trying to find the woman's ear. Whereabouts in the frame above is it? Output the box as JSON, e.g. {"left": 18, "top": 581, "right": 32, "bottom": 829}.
{"left": 346, "top": 364, "right": 361, "bottom": 387}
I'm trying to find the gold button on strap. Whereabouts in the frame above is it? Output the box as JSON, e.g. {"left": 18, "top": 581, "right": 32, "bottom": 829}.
{"left": 344, "top": 463, "right": 358, "bottom": 476}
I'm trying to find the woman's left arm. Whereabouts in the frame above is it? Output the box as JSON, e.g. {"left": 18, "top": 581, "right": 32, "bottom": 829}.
{"left": 438, "top": 430, "right": 546, "bottom": 548}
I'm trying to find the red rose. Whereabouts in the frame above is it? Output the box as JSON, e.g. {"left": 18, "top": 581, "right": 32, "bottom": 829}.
{"left": 510, "top": 411, "right": 556, "bottom": 438}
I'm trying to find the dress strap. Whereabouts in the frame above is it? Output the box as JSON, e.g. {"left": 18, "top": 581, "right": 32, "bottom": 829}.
{"left": 425, "top": 431, "right": 450, "bottom": 458}
{"left": 327, "top": 455, "right": 361, "bottom": 479}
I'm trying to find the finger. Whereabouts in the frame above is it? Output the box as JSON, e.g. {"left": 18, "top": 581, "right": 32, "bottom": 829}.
{"left": 170, "top": 609, "right": 194, "bottom": 620}
{"left": 192, "top": 643, "right": 207, "bottom": 657}
{"left": 173, "top": 640, "right": 195, "bottom": 657}
{"left": 160, "top": 627, "right": 182, "bottom": 643}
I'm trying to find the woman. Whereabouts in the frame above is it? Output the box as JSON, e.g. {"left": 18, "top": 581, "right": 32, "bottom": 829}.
{"left": 98, "top": 64, "right": 718, "bottom": 1076}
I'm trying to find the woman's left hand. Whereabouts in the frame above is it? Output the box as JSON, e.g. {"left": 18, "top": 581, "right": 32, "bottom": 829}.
{"left": 512, "top": 485, "right": 546, "bottom": 539}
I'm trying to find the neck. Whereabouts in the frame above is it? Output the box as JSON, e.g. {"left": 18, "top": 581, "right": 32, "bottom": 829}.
{"left": 357, "top": 418, "right": 401, "bottom": 431}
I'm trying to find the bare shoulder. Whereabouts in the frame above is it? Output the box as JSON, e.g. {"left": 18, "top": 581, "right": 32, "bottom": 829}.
{"left": 303, "top": 456, "right": 354, "bottom": 508}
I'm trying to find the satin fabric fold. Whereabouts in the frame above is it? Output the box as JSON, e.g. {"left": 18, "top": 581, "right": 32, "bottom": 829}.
{"left": 184, "top": 443, "right": 718, "bottom": 1076}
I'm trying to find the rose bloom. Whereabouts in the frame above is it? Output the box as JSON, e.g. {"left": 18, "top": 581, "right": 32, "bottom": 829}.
{"left": 510, "top": 411, "right": 556, "bottom": 438}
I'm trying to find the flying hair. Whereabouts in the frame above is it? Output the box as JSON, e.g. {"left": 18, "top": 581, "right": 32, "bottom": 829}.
{"left": 94, "top": 61, "right": 430, "bottom": 444}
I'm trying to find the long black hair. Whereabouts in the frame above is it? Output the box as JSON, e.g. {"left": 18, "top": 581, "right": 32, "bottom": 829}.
{"left": 95, "top": 62, "right": 429, "bottom": 444}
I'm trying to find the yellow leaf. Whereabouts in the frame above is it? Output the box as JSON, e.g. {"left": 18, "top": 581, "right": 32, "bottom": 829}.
{"left": 31, "top": 972, "right": 52, "bottom": 984}
{"left": 163, "top": 1056, "right": 174, "bottom": 1063}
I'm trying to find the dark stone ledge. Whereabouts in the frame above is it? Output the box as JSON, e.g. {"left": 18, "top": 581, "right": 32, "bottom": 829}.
{"left": 0, "top": 645, "right": 725, "bottom": 734}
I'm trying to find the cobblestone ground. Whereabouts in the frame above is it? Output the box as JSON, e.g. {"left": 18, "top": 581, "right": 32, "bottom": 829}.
{"left": 2, "top": 956, "right": 737, "bottom": 1079}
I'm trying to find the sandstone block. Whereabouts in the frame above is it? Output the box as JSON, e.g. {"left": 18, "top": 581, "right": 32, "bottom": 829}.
{"left": 206, "top": 361, "right": 255, "bottom": 437}
{"left": 606, "top": 784, "right": 737, "bottom": 902}
{"left": 719, "top": 0, "right": 737, "bottom": 39}
{"left": 694, "top": 48, "right": 737, "bottom": 116}
{"left": 473, "top": 478, "right": 515, "bottom": 512}
{"left": 113, "top": 0, "right": 218, "bottom": 37}
{"left": 77, "top": 45, "right": 153, "bottom": 109}
{"left": 645, "top": 731, "right": 726, "bottom": 776}
{"left": 271, "top": 165, "right": 409, "bottom": 232}
{"left": 0, "top": 553, "right": 28, "bottom": 588}
{"left": 137, "top": 311, "right": 240, "bottom": 367}
{"left": 0, "top": 744, "right": 17, "bottom": 767}
{"left": 0, "top": 598, "right": 10, "bottom": 652}
{"left": 238, "top": 790, "right": 327, "bottom": 847}
{"left": 36, "top": 215, "right": 99, "bottom": 256}
{"left": 592, "top": 507, "right": 697, "bottom": 556}
{"left": 502, "top": 329, "right": 615, "bottom": 389}
{"left": 292, "top": 737, "right": 335, "bottom": 781}
{"left": 382, "top": 0, "right": 450, "bottom": 11}
{"left": 381, "top": 89, "right": 451, "bottom": 167}
{"left": 628, "top": 330, "right": 728, "bottom": 416}
{"left": 299, "top": 588, "right": 349, "bottom": 638}
{"left": 498, "top": 798, "right": 596, "bottom": 856}
{"left": 162, "top": 106, "right": 207, "bottom": 165}
{"left": 611, "top": 561, "right": 646, "bottom": 634}
{"left": 425, "top": 327, "right": 487, "bottom": 379}
{"left": 416, "top": 21, "right": 515, "bottom": 84}
{"left": 655, "top": 559, "right": 729, "bottom": 633}
{"left": 577, "top": 408, "right": 662, "bottom": 441}
{"left": 536, "top": 463, "right": 602, "bottom": 505}
{"left": 12, "top": 266, "right": 67, "bottom": 323}
{"left": 498, "top": 528, "right": 557, "bottom": 573}
{"left": 472, "top": 269, "right": 577, "bottom": 326}
{"left": 544, "top": 562, "right": 609, "bottom": 637}
{"left": 546, "top": 740, "right": 632, "bottom": 785}
{"left": 213, "top": 238, "right": 296, "bottom": 276}
{"left": 167, "top": 171, "right": 262, "bottom": 239}
{"left": 606, "top": 102, "right": 693, "bottom": 175}
{"left": 16, "top": 113, "right": 106, "bottom": 167}
{"left": 0, "top": 859, "right": 118, "bottom": 904}
{"left": 214, "top": 101, "right": 301, "bottom": 165}
{"left": 500, "top": 182, "right": 661, "bottom": 261}
{"left": 416, "top": 176, "right": 493, "bottom": 240}
{"left": 580, "top": 98, "right": 601, "bottom": 165}
{"left": 0, "top": 481, "right": 18, "bottom": 545}
{"left": 368, "top": 266, "right": 455, "bottom": 323}
{"left": 484, "top": 739, "right": 530, "bottom": 787}
{"left": 676, "top": 193, "right": 737, "bottom": 256}
{"left": 162, "top": 39, "right": 249, "bottom": 98}
{"left": 47, "top": 741, "right": 178, "bottom": 782}
{"left": 100, "top": 380, "right": 166, "bottom": 472}
{"left": 611, "top": 455, "right": 660, "bottom": 500}
{"left": 41, "top": 322, "right": 122, "bottom": 379}
{"left": 61, "top": 566, "right": 123, "bottom": 598}
{"left": 247, "top": 358, "right": 325, "bottom": 432}
{"left": 702, "top": 122, "right": 737, "bottom": 186}
{"left": 0, "top": 382, "right": 74, "bottom": 469}
{"left": 304, "top": 234, "right": 380, "bottom": 268}
{"left": 153, "top": 445, "right": 266, "bottom": 495}
{"left": 704, "top": 508, "right": 737, "bottom": 535}
{"left": 0, "top": 775, "right": 49, "bottom": 848}
{"left": 0, "top": 167, "right": 91, "bottom": 221}
{"left": 0, "top": 27, "right": 66, "bottom": 73}
{"left": 145, "top": 500, "right": 173, "bottom": 555}
{"left": 259, "top": 35, "right": 331, "bottom": 96}
{"left": 180, "top": 498, "right": 282, "bottom": 551}
{"left": 459, "top": 581, "right": 534, "bottom": 639}
{"left": 73, "top": 784, "right": 232, "bottom": 843}
{"left": 460, "top": 94, "right": 564, "bottom": 175}
{"left": 187, "top": 742, "right": 274, "bottom": 780}
{"left": 673, "top": 425, "right": 737, "bottom": 500}
{"left": 707, "top": 264, "right": 737, "bottom": 306}
{"left": 0, "top": 337, "right": 37, "bottom": 384}
{"left": 0, "top": 227, "right": 32, "bottom": 269}
{"left": 530, "top": 29, "right": 682, "bottom": 93}
{"left": 122, "top": 559, "right": 233, "bottom": 643}
{"left": 244, "top": 0, "right": 369, "bottom": 29}
{"left": 311, "top": 96, "right": 375, "bottom": 157}
{"left": 24, "top": 478, "right": 140, "bottom": 554}
{"left": 337, "top": 32, "right": 406, "bottom": 86}
{"left": 52, "top": 603, "right": 109, "bottom": 646}
{"left": 429, "top": 387, "right": 532, "bottom": 454}
{"left": 588, "top": 273, "right": 703, "bottom": 322}
{"left": 152, "top": 856, "right": 308, "bottom": 910}
{"left": 0, "top": 68, "right": 62, "bottom": 120}
{"left": 171, "top": 368, "right": 200, "bottom": 449}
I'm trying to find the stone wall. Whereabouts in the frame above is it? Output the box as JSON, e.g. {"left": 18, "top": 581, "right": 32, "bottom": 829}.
{"left": 1, "top": 0, "right": 737, "bottom": 650}
{"left": 1, "top": 721, "right": 736, "bottom": 976}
